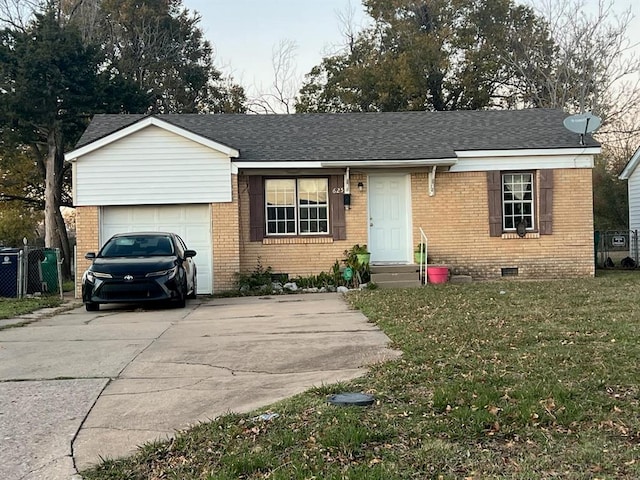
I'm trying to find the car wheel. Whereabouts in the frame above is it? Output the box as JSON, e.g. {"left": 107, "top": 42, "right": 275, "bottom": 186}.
{"left": 85, "top": 302, "right": 99, "bottom": 312}
{"left": 187, "top": 271, "right": 197, "bottom": 299}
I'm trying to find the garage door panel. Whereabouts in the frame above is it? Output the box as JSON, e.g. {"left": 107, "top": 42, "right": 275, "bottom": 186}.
{"left": 184, "top": 226, "right": 209, "bottom": 242}
{"left": 153, "top": 206, "right": 184, "bottom": 222}
{"left": 102, "top": 205, "right": 212, "bottom": 294}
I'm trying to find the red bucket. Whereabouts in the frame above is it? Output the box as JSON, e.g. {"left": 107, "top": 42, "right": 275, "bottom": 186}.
{"left": 427, "top": 266, "right": 449, "bottom": 284}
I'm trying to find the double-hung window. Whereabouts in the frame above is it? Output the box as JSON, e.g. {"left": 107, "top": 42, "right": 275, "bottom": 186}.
{"left": 488, "top": 170, "right": 552, "bottom": 237}
{"left": 502, "top": 173, "right": 534, "bottom": 231}
{"left": 265, "top": 178, "right": 329, "bottom": 235}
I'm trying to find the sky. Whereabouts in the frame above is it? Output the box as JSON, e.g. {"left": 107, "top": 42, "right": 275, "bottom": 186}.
{"left": 181, "top": 0, "right": 367, "bottom": 95}
{"left": 182, "top": 0, "right": 640, "bottom": 99}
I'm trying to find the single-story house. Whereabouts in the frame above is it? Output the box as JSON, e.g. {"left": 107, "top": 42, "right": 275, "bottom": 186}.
{"left": 66, "top": 109, "right": 601, "bottom": 296}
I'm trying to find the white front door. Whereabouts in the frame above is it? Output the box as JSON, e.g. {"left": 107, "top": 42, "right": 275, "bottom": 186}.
{"left": 368, "top": 174, "right": 411, "bottom": 263}
{"left": 101, "top": 205, "right": 213, "bottom": 294}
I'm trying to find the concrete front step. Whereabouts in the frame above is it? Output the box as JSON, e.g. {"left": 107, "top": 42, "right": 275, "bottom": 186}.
{"left": 371, "top": 272, "right": 420, "bottom": 283}
{"left": 370, "top": 264, "right": 421, "bottom": 274}
{"left": 370, "top": 264, "right": 423, "bottom": 288}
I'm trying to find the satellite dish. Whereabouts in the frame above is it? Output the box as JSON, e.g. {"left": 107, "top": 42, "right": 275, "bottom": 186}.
{"left": 563, "top": 112, "right": 601, "bottom": 134}
{"left": 563, "top": 113, "right": 601, "bottom": 145}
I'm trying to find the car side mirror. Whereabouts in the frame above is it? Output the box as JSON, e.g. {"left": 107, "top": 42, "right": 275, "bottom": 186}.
{"left": 85, "top": 252, "right": 96, "bottom": 260}
{"left": 184, "top": 249, "right": 197, "bottom": 258}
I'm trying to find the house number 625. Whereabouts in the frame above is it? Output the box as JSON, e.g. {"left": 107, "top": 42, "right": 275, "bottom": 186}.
{"left": 332, "top": 187, "right": 344, "bottom": 194}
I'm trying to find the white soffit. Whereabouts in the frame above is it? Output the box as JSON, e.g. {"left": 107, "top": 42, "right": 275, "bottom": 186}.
{"left": 455, "top": 147, "right": 601, "bottom": 158}
{"left": 65, "top": 116, "right": 240, "bottom": 161}
{"left": 321, "top": 158, "right": 458, "bottom": 168}
{"left": 233, "top": 158, "right": 458, "bottom": 169}
{"left": 234, "top": 161, "right": 325, "bottom": 169}
{"left": 450, "top": 147, "right": 599, "bottom": 172}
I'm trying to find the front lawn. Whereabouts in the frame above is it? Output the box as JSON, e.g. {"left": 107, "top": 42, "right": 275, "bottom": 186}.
{"left": 84, "top": 272, "right": 640, "bottom": 479}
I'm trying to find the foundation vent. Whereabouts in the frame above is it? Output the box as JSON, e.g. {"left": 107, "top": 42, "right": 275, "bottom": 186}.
{"left": 501, "top": 267, "right": 519, "bottom": 277}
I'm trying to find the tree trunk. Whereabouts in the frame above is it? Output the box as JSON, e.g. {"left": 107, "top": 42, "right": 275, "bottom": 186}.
{"left": 44, "top": 128, "right": 60, "bottom": 249}
{"left": 44, "top": 126, "right": 72, "bottom": 279}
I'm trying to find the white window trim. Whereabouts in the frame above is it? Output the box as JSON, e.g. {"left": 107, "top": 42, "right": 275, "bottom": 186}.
{"left": 502, "top": 172, "right": 535, "bottom": 232}
{"left": 265, "top": 178, "right": 330, "bottom": 236}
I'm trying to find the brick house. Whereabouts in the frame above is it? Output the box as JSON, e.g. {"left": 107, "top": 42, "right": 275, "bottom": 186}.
{"left": 66, "top": 109, "right": 600, "bottom": 295}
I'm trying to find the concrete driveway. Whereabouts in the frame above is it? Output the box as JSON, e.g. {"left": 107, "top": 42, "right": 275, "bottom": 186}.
{"left": 0, "top": 293, "right": 400, "bottom": 479}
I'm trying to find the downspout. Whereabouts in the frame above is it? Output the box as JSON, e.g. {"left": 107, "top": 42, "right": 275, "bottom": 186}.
{"left": 344, "top": 167, "right": 351, "bottom": 194}
{"left": 429, "top": 165, "right": 437, "bottom": 196}
{"left": 344, "top": 167, "right": 351, "bottom": 210}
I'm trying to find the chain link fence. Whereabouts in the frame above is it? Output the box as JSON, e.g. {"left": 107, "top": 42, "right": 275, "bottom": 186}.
{"left": 595, "top": 230, "right": 640, "bottom": 269}
{"left": 0, "top": 246, "right": 63, "bottom": 299}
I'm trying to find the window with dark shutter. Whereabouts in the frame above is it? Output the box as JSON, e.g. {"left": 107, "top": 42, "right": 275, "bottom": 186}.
{"left": 488, "top": 169, "right": 554, "bottom": 237}
{"left": 249, "top": 174, "right": 346, "bottom": 240}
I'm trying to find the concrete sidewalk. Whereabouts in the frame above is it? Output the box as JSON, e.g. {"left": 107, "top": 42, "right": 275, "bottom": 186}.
{"left": 0, "top": 293, "right": 400, "bottom": 479}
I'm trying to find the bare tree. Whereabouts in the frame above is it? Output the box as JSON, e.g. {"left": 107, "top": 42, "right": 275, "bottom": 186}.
{"left": 248, "top": 2, "right": 367, "bottom": 115}
{"left": 0, "top": 0, "right": 103, "bottom": 41}
{"left": 335, "top": 0, "right": 360, "bottom": 55}
{"left": 0, "top": 0, "right": 38, "bottom": 29}
{"left": 514, "top": 0, "right": 640, "bottom": 141}
{"left": 248, "top": 39, "right": 300, "bottom": 114}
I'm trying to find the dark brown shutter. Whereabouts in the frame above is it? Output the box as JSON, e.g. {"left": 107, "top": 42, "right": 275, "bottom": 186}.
{"left": 539, "top": 169, "right": 553, "bottom": 235}
{"left": 329, "top": 175, "right": 346, "bottom": 240}
{"left": 248, "top": 176, "right": 265, "bottom": 242}
{"left": 487, "top": 171, "right": 502, "bottom": 237}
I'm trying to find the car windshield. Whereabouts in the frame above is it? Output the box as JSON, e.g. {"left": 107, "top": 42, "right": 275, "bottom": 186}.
{"left": 100, "top": 235, "right": 174, "bottom": 257}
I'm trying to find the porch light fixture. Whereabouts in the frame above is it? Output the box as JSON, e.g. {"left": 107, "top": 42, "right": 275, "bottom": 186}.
{"left": 357, "top": 182, "right": 364, "bottom": 191}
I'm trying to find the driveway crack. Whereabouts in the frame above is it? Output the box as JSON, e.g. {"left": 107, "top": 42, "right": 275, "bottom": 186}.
{"left": 70, "top": 378, "right": 111, "bottom": 477}
{"left": 161, "top": 361, "right": 366, "bottom": 376}
{"left": 70, "top": 320, "right": 175, "bottom": 474}
{"left": 18, "top": 454, "right": 78, "bottom": 480}
{"left": 103, "top": 378, "right": 210, "bottom": 396}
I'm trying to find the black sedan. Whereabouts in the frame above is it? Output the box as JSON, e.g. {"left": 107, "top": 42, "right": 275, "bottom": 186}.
{"left": 82, "top": 232, "right": 197, "bottom": 311}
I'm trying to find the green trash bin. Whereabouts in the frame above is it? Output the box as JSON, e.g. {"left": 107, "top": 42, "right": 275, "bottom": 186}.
{"left": 41, "top": 249, "right": 59, "bottom": 294}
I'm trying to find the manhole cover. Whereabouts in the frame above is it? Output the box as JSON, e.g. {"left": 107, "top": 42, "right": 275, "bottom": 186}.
{"left": 328, "top": 393, "right": 375, "bottom": 407}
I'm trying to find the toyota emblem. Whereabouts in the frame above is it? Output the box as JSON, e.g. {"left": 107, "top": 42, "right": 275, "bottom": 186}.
{"left": 124, "top": 275, "right": 134, "bottom": 281}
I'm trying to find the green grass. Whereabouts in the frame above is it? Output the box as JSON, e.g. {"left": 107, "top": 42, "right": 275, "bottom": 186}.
{"left": 63, "top": 279, "right": 75, "bottom": 292}
{"left": 0, "top": 296, "right": 62, "bottom": 321}
{"left": 83, "top": 272, "right": 640, "bottom": 479}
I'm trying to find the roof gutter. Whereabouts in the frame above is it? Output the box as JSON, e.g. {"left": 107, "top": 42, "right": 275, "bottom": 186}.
{"left": 320, "top": 158, "right": 458, "bottom": 168}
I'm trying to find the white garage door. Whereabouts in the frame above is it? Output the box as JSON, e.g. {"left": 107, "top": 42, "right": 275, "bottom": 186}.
{"left": 101, "top": 205, "right": 212, "bottom": 294}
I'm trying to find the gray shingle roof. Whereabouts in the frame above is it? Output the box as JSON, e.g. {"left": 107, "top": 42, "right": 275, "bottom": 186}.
{"left": 74, "top": 109, "right": 600, "bottom": 162}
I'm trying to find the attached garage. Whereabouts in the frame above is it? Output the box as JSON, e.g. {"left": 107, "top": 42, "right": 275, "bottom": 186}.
{"left": 67, "top": 116, "right": 241, "bottom": 297}
{"left": 101, "top": 205, "right": 213, "bottom": 294}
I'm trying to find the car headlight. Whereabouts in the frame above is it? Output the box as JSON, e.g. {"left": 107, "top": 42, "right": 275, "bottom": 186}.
{"left": 86, "top": 271, "right": 112, "bottom": 283}
{"left": 145, "top": 266, "right": 178, "bottom": 279}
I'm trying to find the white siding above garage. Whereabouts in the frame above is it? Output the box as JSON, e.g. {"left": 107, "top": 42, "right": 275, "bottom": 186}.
{"left": 73, "top": 125, "right": 232, "bottom": 206}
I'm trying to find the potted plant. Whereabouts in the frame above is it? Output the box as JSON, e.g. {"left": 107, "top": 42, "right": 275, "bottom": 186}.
{"left": 414, "top": 244, "right": 426, "bottom": 264}
{"left": 352, "top": 244, "right": 370, "bottom": 266}
{"left": 342, "top": 244, "right": 371, "bottom": 287}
